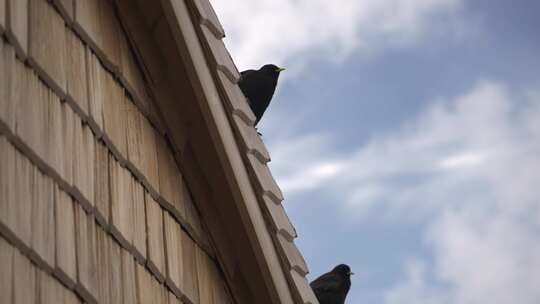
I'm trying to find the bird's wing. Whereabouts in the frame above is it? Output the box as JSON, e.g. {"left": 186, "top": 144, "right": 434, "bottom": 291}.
{"left": 310, "top": 273, "right": 342, "bottom": 294}
{"left": 239, "top": 69, "right": 256, "bottom": 79}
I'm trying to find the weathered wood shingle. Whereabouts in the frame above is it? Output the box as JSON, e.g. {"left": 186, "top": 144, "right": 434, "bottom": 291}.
{"left": 54, "top": 186, "right": 77, "bottom": 288}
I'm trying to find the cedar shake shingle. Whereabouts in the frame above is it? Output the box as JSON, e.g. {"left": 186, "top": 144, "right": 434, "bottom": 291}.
{"left": 94, "top": 141, "right": 110, "bottom": 226}
{"left": 0, "top": 40, "right": 16, "bottom": 133}
{"left": 132, "top": 176, "right": 147, "bottom": 262}
{"left": 74, "top": 202, "right": 98, "bottom": 304}
{"left": 13, "top": 149, "right": 33, "bottom": 249}
{"left": 181, "top": 230, "right": 199, "bottom": 304}
{"left": 121, "top": 248, "right": 137, "bottom": 304}
{"left": 140, "top": 115, "right": 160, "bottom": 194}
{"left": 109, "top": 155, "right": 133, "bottom": 250}
{"left": 0, "top": 237, "right": 14, "bottom": 304}
{"left": 73, "top": 0, "right": 100, "bottom": 51}
{"left": 30, "top": 169, "right": 55, "bottom": 269}
{"left": 98, "top": 0, "right": 121, "bottom": 70}
{"left": 0, "top": 137, "right": 16, "bottom": 240}
{"left": 102, "top": 72, "right": 128, "bottom": 158}
{"left": 246, "top": 153, "right": 284, "bottom": 203}
{"left": 38, "top": 270, "right": 64, "bottom": 304}
{"left": 135, "top": 262, "right": 154, "bottom": 304}
{"left": 86, "top": 51, "right": 105, "bottom": 134}
{"left": 95, "top": 226, "right": 111, "bottom": 304}
{"left": 61, "top": 102, "right": 75, "bottom": 185}
{"left": 156, "top": 135, "right": 175, "bottom": 207}
{"left": 0, "top": 0, "right": 4, "bottom": 33}
{"left": 6, "top": 0, "right": 28, "bottom": 59}
{"left": 13, "top": 249, "right": 36, "bottom": 304}
{"left": 109, "top": 238, "right": 123, "bottom": 304}
{"left": 28, "top": 0, "right": 67, "bottom": 97}
{"left": 54, "top": 186, "right": 77, "bottom": 288}
{"left": 163, "top": 211, "right": 183, "bottom": 296}
{"left": 126, "top": 99, "right": 143, "bottom": 174}
{"left": 196, "top": 246, "right": 213, "bottom": 304}
{"left": 145, "top": 191, "right": 166, "bottom": 282}
{"left": 47, "top": 92, "right": 63, "bottom": 178}
{"left": 66, "top": 28, "right": 90, "bottom": 117}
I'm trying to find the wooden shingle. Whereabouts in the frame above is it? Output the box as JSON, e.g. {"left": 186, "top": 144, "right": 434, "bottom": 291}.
{"left": 118, "top": 24, "right": 147, "bottom": 107}
{"left": 86, "top": 51, "right": 105, "bottom": 134}
{"left": 132, "top": 176, "right": 147, "bottom": 262}
{"left": 156, "top": 134, "right": 175, "bottom": 208}
{"left": 290, "top": 270, "right": 319, "bottom": 304}
{"left": 66, "top": 28, "right": 89, "bottom": 117}
{"left": 47, "top": 91, "right": 63, "bottom": 178}
{"left": 163, "top": 211, "right": 183, "bottom": 296}
{"left": 109, "top": 156, "right": 133, "bottom": 249}
{"left": 13, "top": 249, "right": 36, "bottom": 304}
{"left": 0, "top": 0, "right": 4, "bottom": 34}
{"left": 96, "top": 226, "right": 111, "bottom": 304}
{"left": 276, "top": 233, "right": 309, "bottom": 277}
{"left": 109, "top": 238, "right": 123, "bottom": 304}
{"left": 28, "top": 0, "right": 67, "bottom": 97}
{"left": 126, "top": 98, "right": 143, "bottom": 174}
{"left": 232, "top": 113, "right": 270, "bottom": 163}
{"left": 99, "top": 0, "right": 121, "bottom": 70}
{"left": 140, "top": 115, "right": 160, "bottom": 194}
{"left": 94, "top": 141, "right": 110, "bottom": 226}
{"left": 0, "top": 137, "right": 16, "bottom": 241}
{"left": 215, "top": 70, "right": 256, "bottom": 126}
{"left": 199, "top": 25, "right": 239, "bottom": 83}
{"left": 135, "top": 262, "right": 154, "bottom": 304}
{"left": 169, "top": 291, "right": 182, "bottom": 304}
{"left": 54, "top": 186, "right": 77, "bottom": 288}
{"left": 0, "top": 237, "right": 14, "bottom": 304}
{"left": 121, "top": 248, "right": 137, "bottom": 304}
{"left": 85, "top": 125, "right": 96, "bottom": 207}
{"left": 74, "top": 202, "right": 98, "bottom": 304}
{"left": 145, "top": 191, "right": 166, "bottom": 282}
{"left": 102, "top": 71, "right": 128, "bottom": 158}
{"left": 263, "top": 194, "right": 297, "bottom": 241}
{"left": 12, "top": 148, "right": 33, "bottom": 249}
{"left": 73, "top": 120, "right": 95, "bottom": 210}
{"left": 6, "top": 0, "right": 28, "bottom": 59}
{"left": 73, "top": 0, "right": 100, "bottom": 51}
{"left": 189, "top": 0, "right": 226, "bottom": 38}
{"left": 38, "top": 270, "right": 64, "bottom": 304}
{"left": 30, "top": 169, "right": 55, "bottom": 269}
{"left": 196, "top": 246, "right": 213, "bottom": 304}
{"left": 181, "top": 230, "right": 199, "bottom": 304}
{"left": 17, "top": 62, "right": 48, "bottom": 162}
{"left": 61, "top": 102, "right": 75, "bottom": 185}
{"left": 247, "top": 153, "right": 284, "bottom": 203}
{"left": 63, "top": 287, "right": 82, "bottom": 304}
{"left": 0, "top": 40, "right": 16, "bottom": 133}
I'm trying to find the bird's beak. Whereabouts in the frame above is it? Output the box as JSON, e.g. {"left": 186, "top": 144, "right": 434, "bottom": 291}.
{"left": 349, "top": 271, "right": 354, "bottom": 276}
{"left": 276, "top": 67, "right": 286, "bottom": 72}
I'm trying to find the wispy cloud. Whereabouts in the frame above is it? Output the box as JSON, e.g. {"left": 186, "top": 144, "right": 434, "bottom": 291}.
{"left": 268, "top": 81, "right": 540, "bottom": 303}
{"left": 210, "top": 0, "right": 463, "bottom": 69}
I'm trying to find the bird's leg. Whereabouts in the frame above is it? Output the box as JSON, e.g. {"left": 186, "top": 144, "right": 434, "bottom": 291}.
{"left": 255, "top": 127, "right": 262, "bottom": 137}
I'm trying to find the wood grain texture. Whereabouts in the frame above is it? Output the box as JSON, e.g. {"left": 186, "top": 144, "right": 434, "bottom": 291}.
{"left": 145, "top": 191, "right": 166, "bottom": 282}
{"left": 164, "top": 211, "right": 183, "bottom": 295}
{"left": 47, "top": 92, "right": 63, "bottom": 177}
{"left": 74, "top": 202, "right": 98, "bottom": 303}
{"left": 132, "top": 177, "right": 147, "bottom": 262}
{"left": 109, "top": 238, "right": 123, "bottom": 304}
{"left": 0, "top": 137, "right": 16, "bottom": 239}
{"left": 28, "top": 0, "right": 67, "bottom": 96}
{"left": 66, "top": 28, "right": 89, "bottom": 116}
{"left": 96, "top": 226, "right": 111, "bottom": 304}
{"left": 6, "top": 0, "right": 28, "bottom": 58}
{"left": 13, "top": 249, "right": 36, "bottom": 304}
{"left": 86, "top": 51, "right": 105, "bottom": 133}
{"left": 102, "top": 71, "right": 127, "bottom": 158}
{"left": 109, "top": 156, "right": 133, "bottom": 249}
{"left": 0, "top": 40, "right": 16, "bottom": 132}
{"left": 94, "top": 141, "right": 110, "bottom": 226}
{"left": 0, "top": 237, "right": 14, "bottom": 304}
{"left": 54, "top": 185, "right": 77, "bottom": 288}
{"left": 61, "top": 102, "right": 75, "bottom": 185}
{"left": 30, "top": 169, "right": 55, "bottom": 269}
{"left": 121, "top": 248, "right": 137, "bottom": 304}
{"left": 181, "top": 230, "right": 199, "bottom": 304}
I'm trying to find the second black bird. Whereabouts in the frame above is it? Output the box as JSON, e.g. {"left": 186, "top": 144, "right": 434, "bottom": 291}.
{"left": 310, "top": 264, "right": 353, "bottom": 304}
{"left": 238, "top": 64, "right": 285, "bottom": 126}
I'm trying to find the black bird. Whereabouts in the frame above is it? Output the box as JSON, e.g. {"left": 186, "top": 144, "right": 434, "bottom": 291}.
{"left": 310, "top": 264, "right": 353, "bottom": 304}
{"left": 238, "top": 64, "right": 285, "bottom": 126}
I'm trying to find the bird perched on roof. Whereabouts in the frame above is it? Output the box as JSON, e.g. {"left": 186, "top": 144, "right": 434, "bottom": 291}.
{"left": 310, "top": 264, "right": 353, "bottom": 304}
{"left": 238, "top": 64, "right": 285, "bottom": 126}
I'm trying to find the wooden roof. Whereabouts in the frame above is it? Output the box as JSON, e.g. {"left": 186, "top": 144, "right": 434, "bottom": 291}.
{"left": 0, "top": 0, "right": 318, "bottom": 303}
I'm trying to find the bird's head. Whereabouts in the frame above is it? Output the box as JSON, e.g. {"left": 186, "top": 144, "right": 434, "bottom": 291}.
{"left": 260, "top": 64, "right": 285, "bottom": 77}
{"left": 333, "top": 264, "right": 354, "bottom": 278}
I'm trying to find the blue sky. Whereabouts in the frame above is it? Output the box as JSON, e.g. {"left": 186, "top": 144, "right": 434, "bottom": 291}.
{"left": 211, "top": 0, "right": 540, "bottom": 303}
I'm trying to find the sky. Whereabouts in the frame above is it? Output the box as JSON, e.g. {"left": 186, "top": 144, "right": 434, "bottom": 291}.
{"left": 210, "top": 1, "right": 540, "bottom": 303}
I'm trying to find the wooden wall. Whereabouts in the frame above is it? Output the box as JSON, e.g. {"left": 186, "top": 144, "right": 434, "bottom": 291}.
{"left": 0, "top": 0, "right": 233, "bottom": 303}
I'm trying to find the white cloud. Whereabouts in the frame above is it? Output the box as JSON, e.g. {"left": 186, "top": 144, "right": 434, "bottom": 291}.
{"left": 210, "top": 0, "right": 463, "bottom": 69}
{"left": 267, "top": 81, "right": 540, "bottom": 303}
